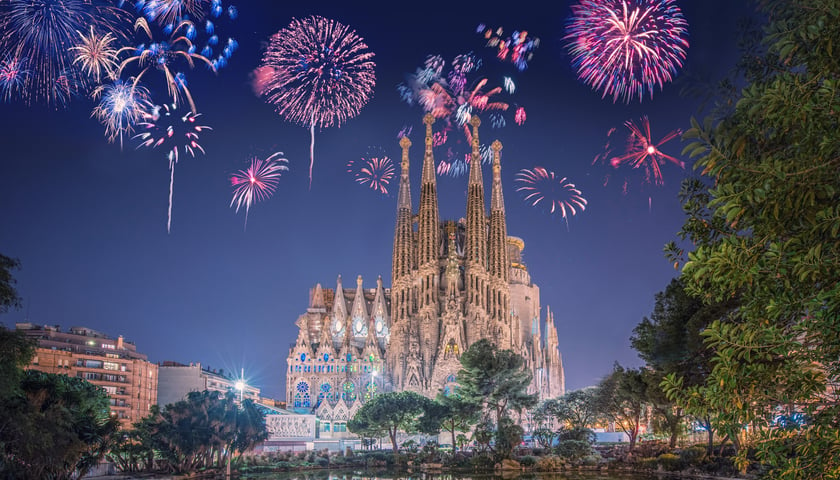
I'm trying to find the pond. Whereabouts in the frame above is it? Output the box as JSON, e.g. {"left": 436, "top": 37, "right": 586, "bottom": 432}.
{"left": 237, "top": 471, "right": 669, "bottom": 480}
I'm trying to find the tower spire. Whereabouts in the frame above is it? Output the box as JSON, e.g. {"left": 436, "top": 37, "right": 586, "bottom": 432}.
{"left": 488, "top": 140, "right": 511, "bottom": 346}
{"left": 417, "top": 113, "right": 440, "bottom": 311}
{"left": 391, "top": 135, "right": 415, "bottom": 321}
{"left": 464, "top": 116, "right": 488, "bottom": 338}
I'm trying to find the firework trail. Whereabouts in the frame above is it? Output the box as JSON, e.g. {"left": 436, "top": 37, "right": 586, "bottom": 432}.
{"left": 118, "top": 17, "right": 215, "bottom": 113}
{"left": 346, "top": 148, "right": 395, "bottom": 196}
{"left": 397, "top": 52, "right": 523, "bottom": 173}
{"left": 602, "top": 116, "right": 683, "bottom": 185}
{"left": 230, "top": 152, "right": 288, "bottom": 229}
{"left": 91, "top": 79, "right": 153, "bottom": 147}
{"left": 0, "top": 0, "right": 130, "bottom": 106}
{"left": 476, "top": 24, "right": 540, "bottom": 71}
{"left": 515, "top": 167, "right": 587, "bottom": 227}
{"left": 134, "top": 103, "right": 211, "bottom": 233}
{"left": 253, "top": 15, "right": 376, "bottom": 188}
{"left": 564, "top": 0, "right": 689, "bottom": 103}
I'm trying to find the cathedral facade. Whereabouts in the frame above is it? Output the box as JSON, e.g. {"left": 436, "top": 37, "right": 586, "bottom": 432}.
{"left": 286, "top": 115, "right": 564, "bottom": 432}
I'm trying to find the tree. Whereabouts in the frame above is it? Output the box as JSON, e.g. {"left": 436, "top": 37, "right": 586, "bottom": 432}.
{"left": 1, "top": 370, "right": 120, "bottom": 479}
{"left": 594, "top": 364, "right": 647, "bottom": 451}
{"left": 422, "top": 392, "right": 481, "bottom": 454}
{"left": 0, "top": 254, "right": 22, "bottom": 314}
{"left": 663, "top": 0, "right": 840, "bottom": 477}
{"left": 630, "top": 278, "right": 738, "bottom": 449}
{"left": 347, "top": 390, "right": 432, "bottom": 452}
{"left": 457, "top": 339, "right": 538, "bottom": 422}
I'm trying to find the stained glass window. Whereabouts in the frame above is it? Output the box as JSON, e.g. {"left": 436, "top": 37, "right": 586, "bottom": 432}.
{"left": 296, "top": 381, "right": 309, "bottom": 393}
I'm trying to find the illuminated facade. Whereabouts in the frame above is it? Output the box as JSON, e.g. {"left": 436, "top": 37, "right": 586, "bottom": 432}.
{"left": 286, "top": 115, "right": 564, "bottom": 429}
{"left": 17, "top": 323, "right": 158, "bottom": 429}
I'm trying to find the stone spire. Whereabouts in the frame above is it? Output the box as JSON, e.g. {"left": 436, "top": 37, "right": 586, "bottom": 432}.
{"left": 417, "top": 113, "right": 440, "bottom": 312}
{"left": 544, "top": 306, "right": 565, "bottom": 397}
{"left": 393, "top": 137, "right": 414, "bottom": 280}
{"left": 487, "top": 140, "right": 511, "bottom": 344}
{"left": 464, "top": 116, "right": 488, "bottom": 329}
{"left": 350, "top": 275, "right": 369, "bottom": 340}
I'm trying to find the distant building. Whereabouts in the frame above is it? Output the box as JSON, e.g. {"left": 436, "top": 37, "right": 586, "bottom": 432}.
{"left": 157, "top": 361, "right": 260, "bottom": 408}
{"left": 17, "top": 322, "right": 158, "bottom": 429}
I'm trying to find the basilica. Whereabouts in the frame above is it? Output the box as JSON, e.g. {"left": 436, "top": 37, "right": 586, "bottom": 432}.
{"left": 285, "top": 115, "right": 564, "bottom": 431}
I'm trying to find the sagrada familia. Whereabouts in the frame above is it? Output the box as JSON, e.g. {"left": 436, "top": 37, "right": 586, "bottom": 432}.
{"left": 286, "top": 115, "right": 564, "bottom": 426}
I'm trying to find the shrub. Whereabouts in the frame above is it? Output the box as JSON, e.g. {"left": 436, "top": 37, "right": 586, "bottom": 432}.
{"left": 534, "top": 455, "right": 564, "bottom": 471}
{"left": 657, "top": 453, "right": 682, "bottom": 471}
{"left": 679, "top": 445, "right": 707, "bottom": 466}
{"left": 470, "top": 452, "right": 496, "bottom": 471}
{"left": 555, "top": 439, "right": 593, "bottom": 462}
{"left": 559, "top": 427, "right": 596, "bottom": 443}
{"left": 636, "top": 457, "right": 658, "bottom": 470}
{"left": 519, "top": 455, "right": 537, "bottom": 467}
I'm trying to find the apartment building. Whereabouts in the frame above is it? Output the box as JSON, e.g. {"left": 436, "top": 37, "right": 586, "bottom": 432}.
{"left": 17, "top": 323, "right": 158, "bottom": 429}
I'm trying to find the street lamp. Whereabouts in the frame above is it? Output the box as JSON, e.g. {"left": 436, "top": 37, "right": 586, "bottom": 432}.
{"left": 234, "top": 368, "right": 245, "bottom": 403}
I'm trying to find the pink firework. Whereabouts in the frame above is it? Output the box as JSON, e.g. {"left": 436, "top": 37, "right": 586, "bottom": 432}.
{"left": 476, "top": 24, "right": 540, "bottom": 71}
{"left": 230, "top": 152, "right": 288, "bottom": 228}
{"left": 564, "top": 0, "right": 689, "bottom": 103}
{"left": 347, "top": 149, "right": 395, "bottom": 195}
{"left": 607, "top": 116, "right": 683, "bottom": 185}
{"left": 254, "top": 15, "right": 376, "bottom": 188}
{"left": 134, "top": 103, "right": 211, "bottom": 233}
{"left": 397, "top": 52, "right": 524, "bottom": 171}
{"left": 516, "top": 167, "right": 587, "bottom": 220}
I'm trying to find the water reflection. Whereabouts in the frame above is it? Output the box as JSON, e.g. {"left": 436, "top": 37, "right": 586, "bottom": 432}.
{"left": 241, "top": 471, "right": 660, "bottom": 480}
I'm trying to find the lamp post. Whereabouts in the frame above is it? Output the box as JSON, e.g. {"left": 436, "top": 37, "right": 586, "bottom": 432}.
{"left": 234, "top": 368, "right": 245, "bottom": 403}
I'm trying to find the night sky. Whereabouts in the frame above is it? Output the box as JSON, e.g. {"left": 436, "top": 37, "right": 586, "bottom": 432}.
{"left": 0, "top": 1, "right": 755, "bottom": 400}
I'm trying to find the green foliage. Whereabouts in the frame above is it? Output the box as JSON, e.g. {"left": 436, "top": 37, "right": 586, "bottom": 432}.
{"left": 657, "top": 452, "right": 682, "bottom": 471}
{"left": 518, "top": 455, "right": 537, "bottom": 467}
{"left": 667, "top": 1, "right": 840, "bottom": 477}
{"left": 457, "top": 339, "right": 538, "bottom": 422}
{"left": 679, "top": 445, "right": 707, "bottom": 466}
{"left": 1, "top": 370, "right": 119, "bottom": 479}
{"left": 109, "top": 390, "right": 267, "bottom": 474}
{"left": 534, "top": 455, "right": 564, "bottom": 471}
{"left": 554, "top": 439, "right": 593, "bottom": 463}
{"left": 0, "top": 254, "right": 22, "bottom": 314}
{"left": 594, "top": 364, "right": 647, "bottom": 450}
{"left": 348, "top": 390, "right": 432, "bottom": 453}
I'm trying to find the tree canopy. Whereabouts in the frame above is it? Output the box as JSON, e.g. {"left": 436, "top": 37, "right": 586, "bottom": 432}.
{"left": 664, "top": 0, "right": 840, "bottom": 477}
{"left": 347, "top": 390, "right": 432, "bottom": 452}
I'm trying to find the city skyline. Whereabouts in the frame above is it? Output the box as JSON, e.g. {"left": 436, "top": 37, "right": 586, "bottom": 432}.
{"left": 0, "top": 0, "right": 755, "bottom": 400}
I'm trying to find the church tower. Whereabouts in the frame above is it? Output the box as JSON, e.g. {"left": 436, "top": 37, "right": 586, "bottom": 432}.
{"left": 416, "top": 114, "right": 441, "bottom": 388}
{"left": 287, "top": 115, "right": 565, "bottom": 419}
{"left": 464, "top": 116, "right": 489, "bottom": 345}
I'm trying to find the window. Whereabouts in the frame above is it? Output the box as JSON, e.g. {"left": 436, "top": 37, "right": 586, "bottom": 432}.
{"left": 85, "top": 359, "right": 103, "bottom": 369}
{"left": 322, "top": 422, "right": 330, "bottom": 432}
{"left": 101, "top": 343, "right": 115, "bottom": 349}
{"left": 103, "top": 362, "right": 119, "bottom": 371}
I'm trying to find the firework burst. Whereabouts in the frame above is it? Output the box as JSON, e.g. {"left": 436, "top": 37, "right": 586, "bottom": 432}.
{"left": 254, "top": 15, "right": 376, "bottom": 188}
{"left": 71, "top": 26, "right": 120, "bottom": 83}
{"left": 346, "top": 148, "right": 395, "bottom": 196}
{"left": 0, "top": 0, "right": 130, "bottom": 106}
{"left": 118, "top": 17, "right": 215, "bottom": 113}
{"left": 564, "top": 0, "right": 689, "bottom": 103}
{"left": 134, "top": 103, "right": 211, "bottom": 233}
{"left": 516, "top": 167, "right": 587, "bottom": 222}
{"left": 230, "top": 152, "right": 288, "bottom": 228}
{"left": 91, "top": 79, "right": 153, "bottom": 147}
{"left": 398, "top": 52, "right": 523, "bottom": 172}
{"left": 0, "top": 56, "right": 29, "bottom": 102}
{"left": 476, "top": 24, "right": 540, "bottom": 71}
{"left": 600, "top": 116, "right": 683, "bottom": 186}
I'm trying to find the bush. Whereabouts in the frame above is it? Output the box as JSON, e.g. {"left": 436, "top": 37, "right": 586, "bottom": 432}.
{"left": 470, "top": 452, "right": 496, "bottom": 471}
{"left": 636, "top": 457, "right": 659, "bottom": 470}
{"left": 581, "top": 453, "right": 602, "bottom": 466}
{"left": 559, "top": 427, "right": 596, "bottom": 443}
{"left": 519, "top": 455, "right": 537, "bottom": 467}
{"left": 555, "top": 439, "right": 593, "bottom": 462}
{"left": 679, "top": 445, "right": 707, "bottom": 466}
{"left": 534, "top": 455, "right": 564, "bottom": 471}
{"left": 657, "top": 453, "right": 682, "bottom": 471}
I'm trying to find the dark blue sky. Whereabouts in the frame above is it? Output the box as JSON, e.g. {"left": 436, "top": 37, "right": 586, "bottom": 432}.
{"left": 0, "top": 0, "right": 754, "bottom": 400}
